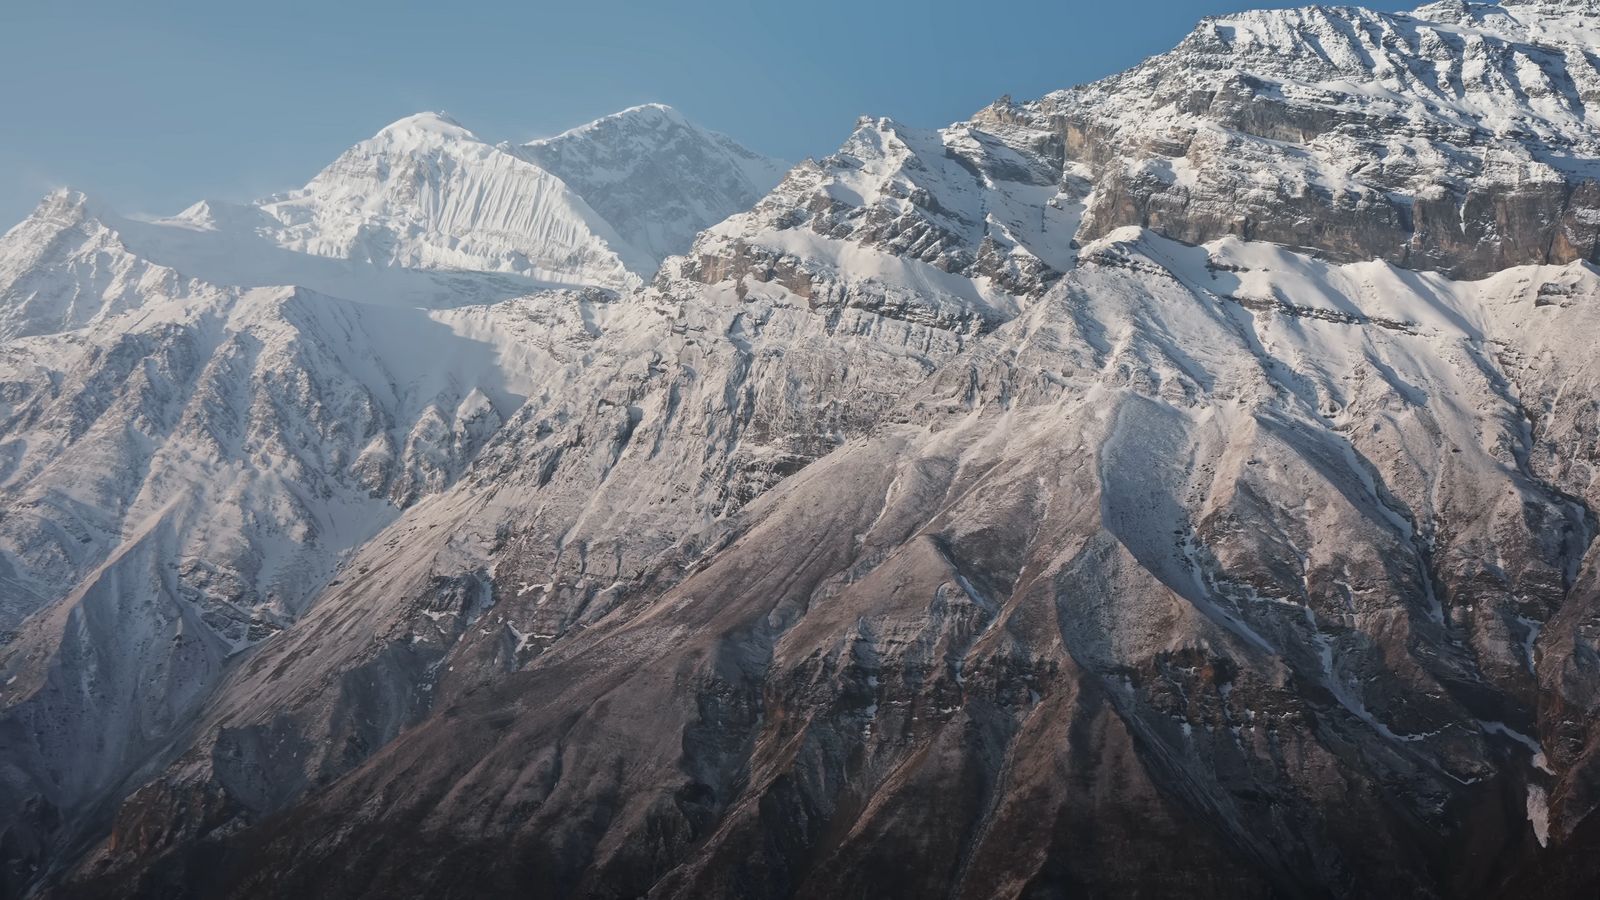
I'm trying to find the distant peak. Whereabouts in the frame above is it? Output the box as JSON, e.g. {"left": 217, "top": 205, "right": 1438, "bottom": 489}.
{"left": 5, "top": 188, "right": 104, "bottom": 237}
{"left": 35, "top": 187, "right": 96, "bottom": 220}
{"left": 850, "top": 116, "right": 911, "bottom": 138}
{"left": 606, "top": 103, "right": 688, "bottom": 125}
{"left": 163, "top": 198, "right": 266, "bottom": 232}
{"left": 525, "top": 103, "right": 695, "bottom": 148}
{"left": 43, "top": 186, "right": 89, "bottom": 207}
{"left": 373, "top": 111, "right": 476, "bottom": 141}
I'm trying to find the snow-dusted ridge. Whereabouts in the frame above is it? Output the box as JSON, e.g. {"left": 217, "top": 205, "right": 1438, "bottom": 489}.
{"left": 519, "top": 103, "right": 790, "bottom": 269}
{"left": 0, "top": 105, "right": 788, "bottom": 330}
{"left": 988, "top": 0, "right": 1600, "bottom": 277}
{"left": 243, "top": 111, "right": 650, "bottom": 290}
{"left": 4, "top": 3, "right": 1600, "bottom": 896}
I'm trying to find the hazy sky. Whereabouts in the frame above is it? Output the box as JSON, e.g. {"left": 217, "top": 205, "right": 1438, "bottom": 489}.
{"left": 0, "top": 0, "right": 1414, "bottom": 226}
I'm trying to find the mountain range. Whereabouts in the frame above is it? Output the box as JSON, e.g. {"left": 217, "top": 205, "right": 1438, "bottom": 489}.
{"left": 3, "top": 1, "right": 1600, "bottom": 897}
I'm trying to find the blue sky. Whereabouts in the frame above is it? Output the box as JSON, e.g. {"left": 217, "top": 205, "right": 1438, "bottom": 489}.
{"left": 0, "top": 0, "right": 1414, "bottom": 226}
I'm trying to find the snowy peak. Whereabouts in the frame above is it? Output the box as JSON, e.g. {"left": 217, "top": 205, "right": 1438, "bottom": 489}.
{"left": 1144, "top": 0, "right": 1600, "bottom": 144}
{"left": 548, "top": 102, "right": 691, "bottom": 134}
{"left": 317, "top": 110, "right": 486, "bottom": 165}
{"left": 663, "top": 111, "right": 1077, "bottom": 338}
{"left": 371, "top": 110, "right": 475, "bottom": 141}
{"left": 1419, "top": 0, "right": 1600, "bottom": 44}
{"left": 21, "top": 186, "right": 93, "bottom": 223}
{"left": 0, "top": 188, "right": 214, "bottom": 340}
{"left": 1000, "top": 0, "right": 1600, "bottom": 277}
{"left": 0, "top": 105, "right": 789, "bottom": 341}
{"left": 250, "top": 112, "right": 648, "bottom": 289}
{"left": 142, "top": 105, "right": 785, "bottom": 292}
{"left": 3, "top": 188, "right": 108, "bottom": 244}
{"left": 519, "top": 103, "right": 788, "bottom": 267}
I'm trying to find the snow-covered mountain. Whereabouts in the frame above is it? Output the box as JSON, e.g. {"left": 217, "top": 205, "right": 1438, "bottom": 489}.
{"left": 992, "top": 0, "right": 1600, "bottom": 277}
{"left": 520, "top": 103, "right": 791, "bottom": 269}
{"left": 3, "top": 3, "right": 1600, "bottom": 898}
{"left": 0, "top": 106, "right": 788, "bottom": 333}
{"left": 242, "top": 111, "right": 650, "bottom": 289}
{"left": 0, "top": 105, "right": 781, "bottom": 896}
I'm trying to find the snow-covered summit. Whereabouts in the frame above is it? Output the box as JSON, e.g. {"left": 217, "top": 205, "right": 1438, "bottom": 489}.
{"left": 982, "top": 0, "right": 1600, "bottom": 277}
{"left": 664, "top": 113, "right": 1076, "bottom": 337}
{"left": 371, "top": 110, "right": 475, "bottom": 140}
{"left": 1, "top": 106, "right": 788, "bottom": 323}
{"left": 519, "top": 103, "right": 788, "bottom": 267}
{"left": 246, "top": 112, "right": 649, "bottom": 290}
{"left": 1414, "top": 0, "right": 1600, "bottom": 46}
{"left": 159, "top": 104, "right": 789, "bottom": 288}
{"left": 546, "top": 102, "right": 690, "bottom": 134}
{"left": 0, "top": 188, "right": 213, "bottom": 340}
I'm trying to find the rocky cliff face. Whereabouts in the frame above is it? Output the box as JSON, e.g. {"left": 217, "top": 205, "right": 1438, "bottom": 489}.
{"left": 982, "top": 0, "right": 1600, "bottom": 278}
{"left": 3, "top": 3, "right": 1600, "bottom": 899}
